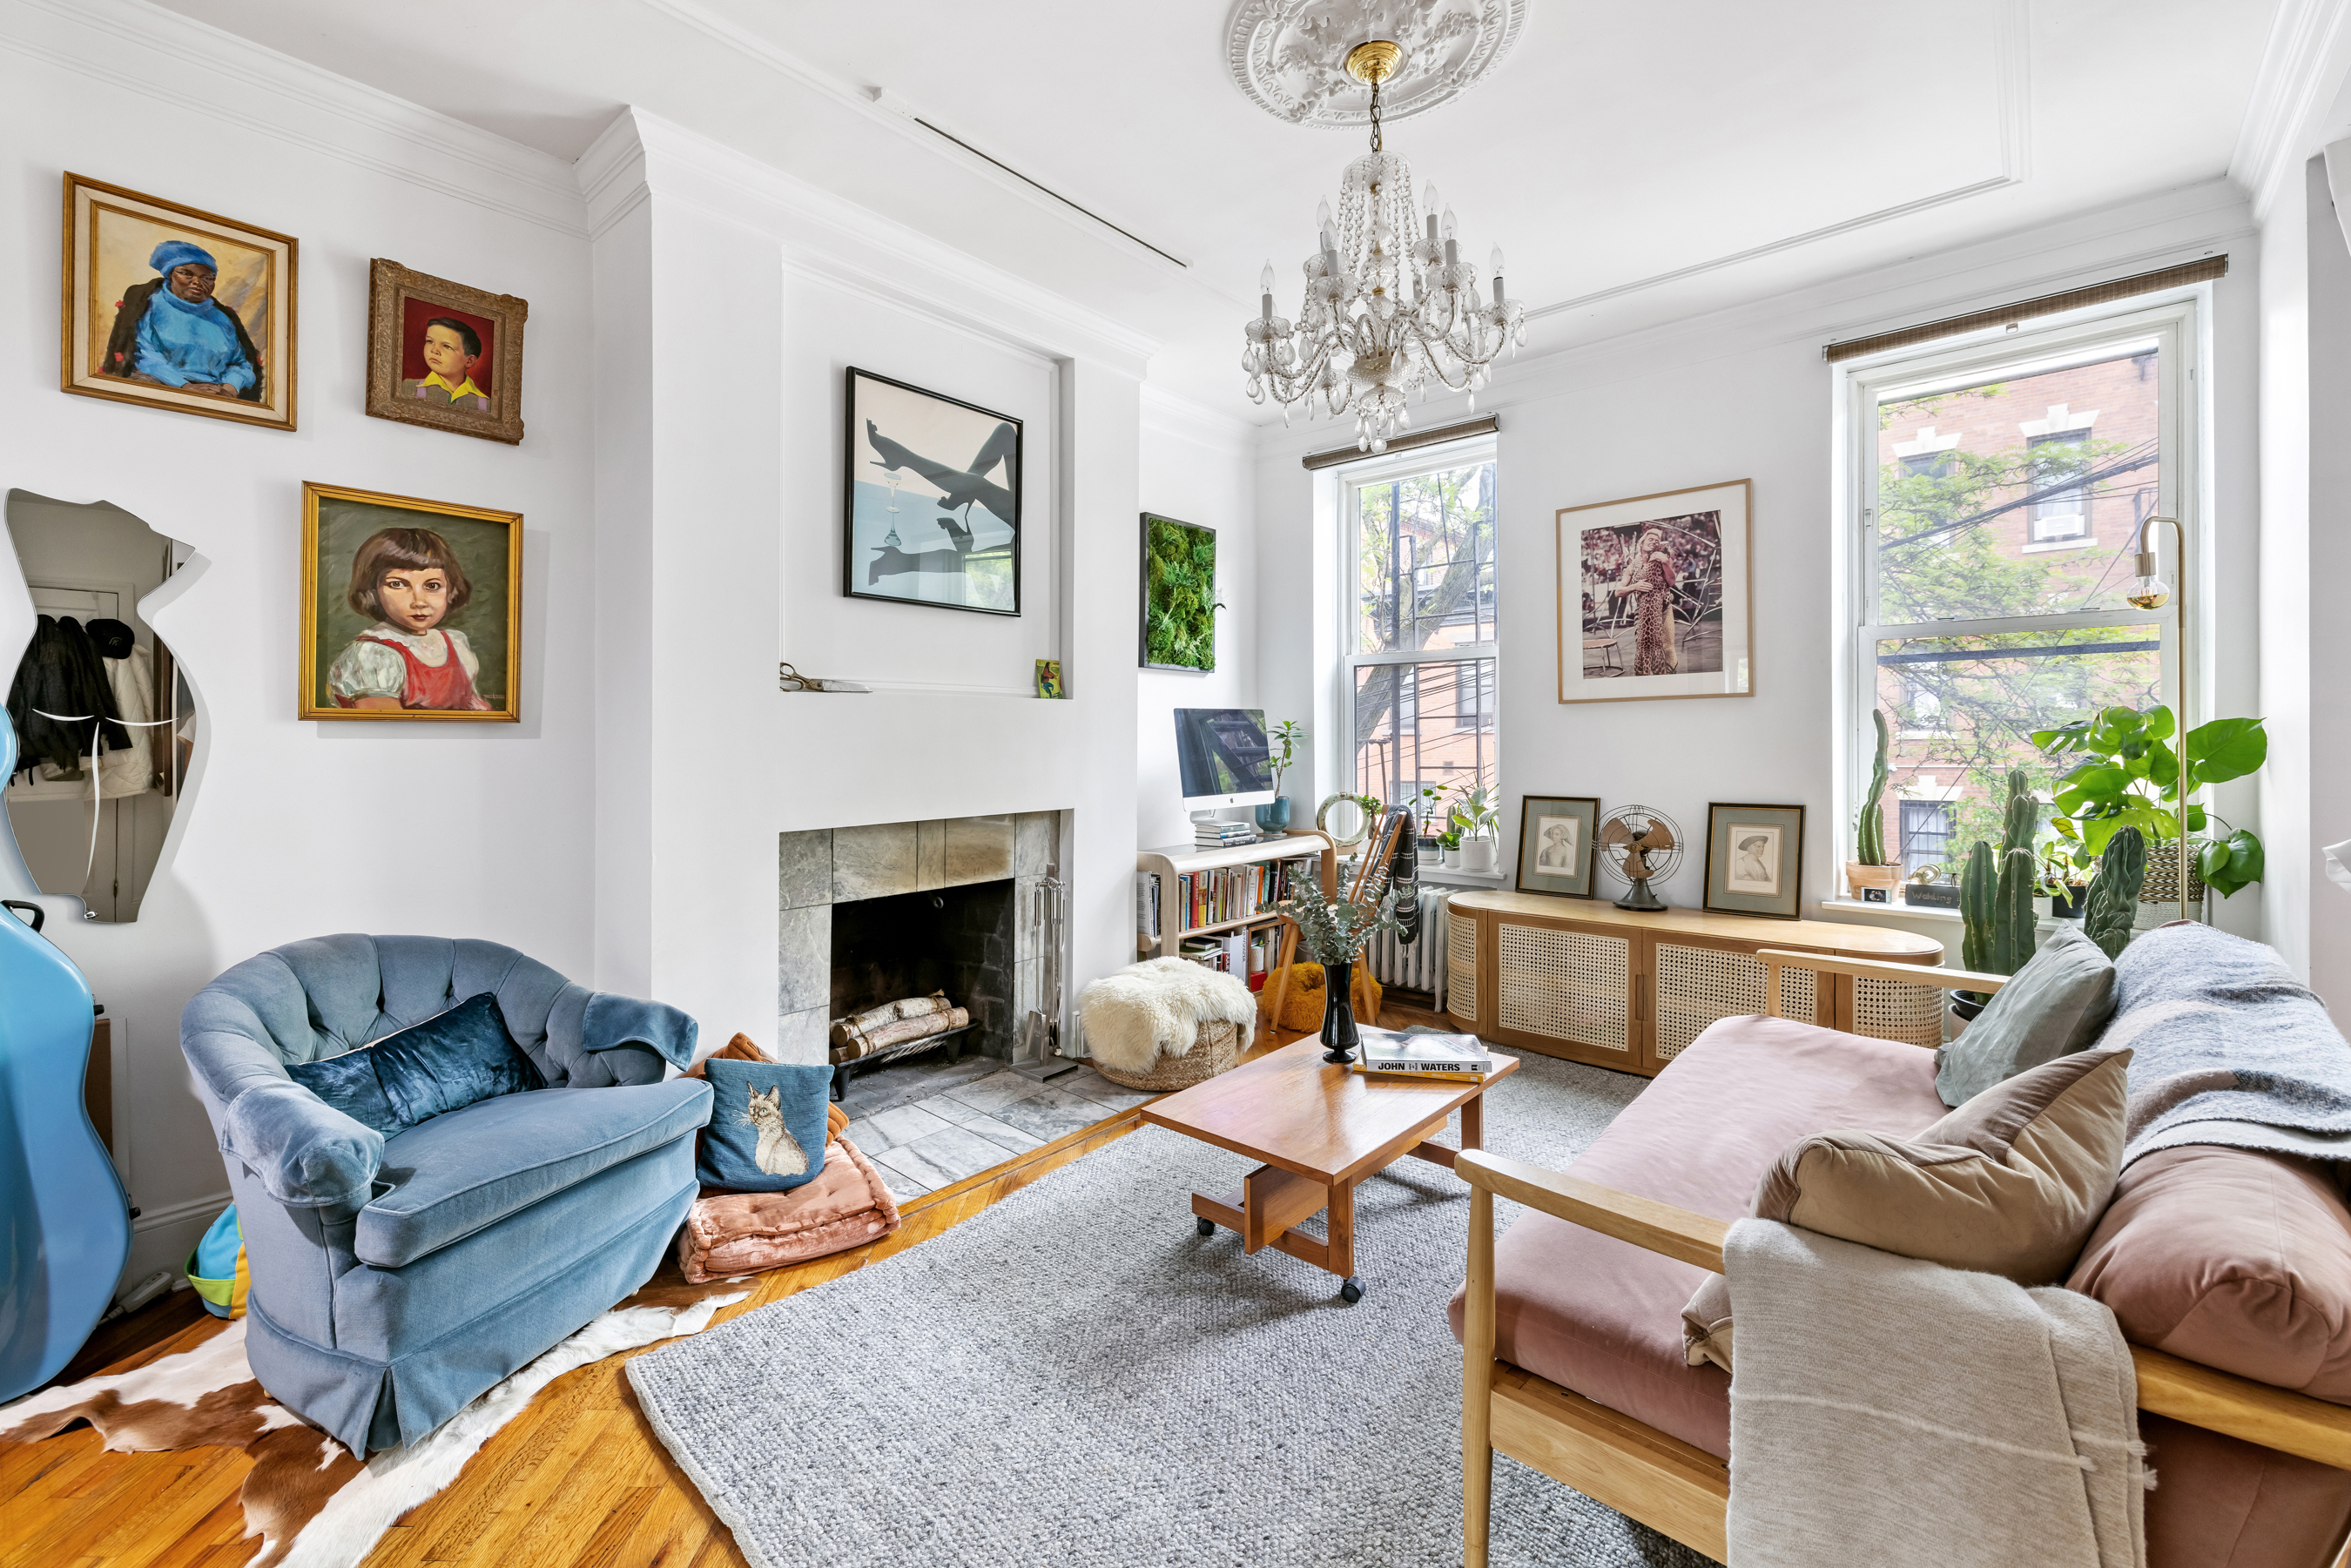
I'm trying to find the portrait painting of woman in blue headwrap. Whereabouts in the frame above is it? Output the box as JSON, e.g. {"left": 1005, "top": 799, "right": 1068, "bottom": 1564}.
{"left": 63, "top": 174, "right": 297, "bottom": 429}
{"left": 102, "top": 239, "right": 263, "bottom": 402}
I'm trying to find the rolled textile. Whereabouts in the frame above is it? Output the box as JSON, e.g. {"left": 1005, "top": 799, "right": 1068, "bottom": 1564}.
{"left": 830, "top": 991, "right": 954, "bottom": 1048}
{"left": 831, "top": 1006, "right": 970, "bottom": 1064}
{"left": 676, "top": 1139, "right": 903, "bottom": 1283}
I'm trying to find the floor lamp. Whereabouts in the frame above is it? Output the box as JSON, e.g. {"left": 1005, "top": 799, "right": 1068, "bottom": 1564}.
{"left": 2125, "top": 515, "right": 2193, "bottom": 922}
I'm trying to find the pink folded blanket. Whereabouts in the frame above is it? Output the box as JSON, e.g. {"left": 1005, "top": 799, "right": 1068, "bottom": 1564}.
{"left": 675, "top": 1139, "right": 904, "bottom": 1283}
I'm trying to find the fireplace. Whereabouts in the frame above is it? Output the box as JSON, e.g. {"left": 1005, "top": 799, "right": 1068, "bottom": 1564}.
{"left": 830, "top": 879, "right": 1016, "bottom": 1061}
{"left": 774, "top": 811, "right": 1062, "bottom": 1071}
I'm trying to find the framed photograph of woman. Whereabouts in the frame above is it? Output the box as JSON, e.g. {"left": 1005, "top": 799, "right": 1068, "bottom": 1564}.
{"left": 60, "top": 173, "right": 296, "bottom": 430}
{"left": 365, "top": 259, "right": 528, "bottom": 444}
{"left": 1702, "top": 802, "right": 1806, "bottom": 919}
{"left": 1557, "top": 479, "right": 1752, "bottom": 703}
{"left": 1515, "top": 795, "right": 1600, "bottom": 898}
{"left": 300, "top": 482, "right": 522, "bottom": 723}
{"left": 842, "top": 367, "right": 1021, "bottom": 616}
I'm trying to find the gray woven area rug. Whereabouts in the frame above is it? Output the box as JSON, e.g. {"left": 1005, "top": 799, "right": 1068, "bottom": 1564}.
{"left": 628, "top": 1052, "right": 1718, "bottom": 1568}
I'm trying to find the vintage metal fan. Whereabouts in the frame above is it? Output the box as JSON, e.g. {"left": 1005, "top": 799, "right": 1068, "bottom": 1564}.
{"left": 1598, "top": 805, "right": 1682, "bottom": 912}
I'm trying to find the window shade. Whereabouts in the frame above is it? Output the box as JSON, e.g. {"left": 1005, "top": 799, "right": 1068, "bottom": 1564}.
{"left": 1300, "top": 415, "right": 1499, "bottom": 470}
{"left": 1822, "top": 257, "right": 2226, "bottom": 364}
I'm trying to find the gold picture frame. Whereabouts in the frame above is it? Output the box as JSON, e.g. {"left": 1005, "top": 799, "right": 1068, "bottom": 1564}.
{"left": 1556, "top": 479, "right": 1753, "bottom": 703}
{"left": 300, "top": 482, "right": 522, "bottom": 723}
{"left": 365, "top": 259, "right": 528, "bottom": 444}
{"left": 60, "top": 172, "right": 297, "bottom": 430}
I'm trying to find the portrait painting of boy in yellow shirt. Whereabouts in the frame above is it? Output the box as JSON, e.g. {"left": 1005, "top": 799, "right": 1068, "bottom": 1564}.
{"left": 364, "top": 259, "right": 528, "bottom": 444}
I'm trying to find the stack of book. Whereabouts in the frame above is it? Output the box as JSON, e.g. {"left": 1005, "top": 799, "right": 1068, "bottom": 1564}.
{"left": 1193, "top": 819, "right": 1258, "bottom": 849}
{"left": 1350, "top": 1026, "right": 1493, "bottom": 1083}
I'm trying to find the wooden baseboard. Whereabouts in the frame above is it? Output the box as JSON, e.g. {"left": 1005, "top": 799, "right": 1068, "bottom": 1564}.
{"left": 1487, "top": 1363, "right": 1728, "bottom": 1562}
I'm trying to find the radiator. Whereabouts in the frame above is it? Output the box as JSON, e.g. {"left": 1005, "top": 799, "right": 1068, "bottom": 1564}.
{"left": 1365, "top": 890, "right": 1450, "bottom": 1010}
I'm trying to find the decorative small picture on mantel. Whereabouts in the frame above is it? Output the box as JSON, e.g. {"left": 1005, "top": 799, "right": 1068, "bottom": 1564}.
{"left": 1515, "top": 794, "right": 1600, "bottom": 898}
{"left": 1140, "top": 513, "right": 1218, "bottom": 671}
{"left": 842, "top": 367, "right": 1021, "bottom": 616}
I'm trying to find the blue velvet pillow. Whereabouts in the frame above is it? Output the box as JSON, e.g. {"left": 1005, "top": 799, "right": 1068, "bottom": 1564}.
{"left": 287, "top": 992, "right": 545, "bottom": 1137}
{"left": 697, "top": 1057, "right": 832, "bottom": 1193}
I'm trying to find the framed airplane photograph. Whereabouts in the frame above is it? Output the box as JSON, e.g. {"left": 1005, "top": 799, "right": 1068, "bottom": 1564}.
{"left": 842, "top": 367, "right": 1022, "bottom": 616}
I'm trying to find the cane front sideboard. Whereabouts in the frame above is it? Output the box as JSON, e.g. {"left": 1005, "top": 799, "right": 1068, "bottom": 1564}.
{"left": 1443, "top": 892, "right": 1946, "bottom": 1077}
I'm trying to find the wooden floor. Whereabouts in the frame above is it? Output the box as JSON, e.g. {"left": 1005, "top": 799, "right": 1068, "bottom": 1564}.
{"left": 3, "top": 1001, "right": 1445, "bottom": 1568}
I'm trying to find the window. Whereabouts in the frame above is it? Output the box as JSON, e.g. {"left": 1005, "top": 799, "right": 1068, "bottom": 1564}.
{"left": 1898, "top": 800, "right": 1953, "bottom": 878}
{"left": 1846, "top": 301, "right": 2191, "bottom": 875}
{"left": 1342, "top": 443, "right": 1499, "bottom": 820}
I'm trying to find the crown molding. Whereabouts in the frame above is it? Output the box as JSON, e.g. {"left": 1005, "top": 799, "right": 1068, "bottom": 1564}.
{"left": 0, "top": 0, "right": 588, "bottom": 238}
{"left": 1252, "top": 177, "right": 2251, "bottom": 467}
{"left": 579, "top": 110, "right": 1159, "bottom": 379}
{"left": 631, "top": 0, "right": 1184, "bottom": 279}
{"left": 1528, "top": 0, "right": 2031, "bottom": 326}
{"left": 2228, "top": 0, "right": 2351, "bottom": 221}
{"left": 1141, "top": 383, "right": 1256, "bottom": 457}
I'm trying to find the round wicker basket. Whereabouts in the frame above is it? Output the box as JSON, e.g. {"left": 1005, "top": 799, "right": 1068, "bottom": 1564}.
{"left": 1090, "top": 1019, "right": 1243, "bottom": 1093}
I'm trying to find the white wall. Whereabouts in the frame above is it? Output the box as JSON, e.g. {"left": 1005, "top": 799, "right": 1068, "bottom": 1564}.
{"left": 1136, "top": 387, "right": 1261, "bottom": 850}
{"left": 581, "top": 111, "right": 1153, "bottom": 1066}
{"left": 1256, "top": 180, "right": 2264, "bottom": 965}
{"left": 0, "top": 0, "right": 601, "bottom": 1285}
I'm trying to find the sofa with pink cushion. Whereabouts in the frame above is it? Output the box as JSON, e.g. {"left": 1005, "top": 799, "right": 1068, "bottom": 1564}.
{"left": 1448, "top": 995, "right": 2351, "bottom": 1566}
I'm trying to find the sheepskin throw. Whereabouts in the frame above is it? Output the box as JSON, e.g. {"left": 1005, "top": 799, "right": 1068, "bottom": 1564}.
{"left": 1080, "top": 958, "right": 1257, "bottom": 1073}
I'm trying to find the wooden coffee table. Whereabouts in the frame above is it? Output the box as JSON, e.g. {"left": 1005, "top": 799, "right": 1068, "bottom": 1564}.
{"left": 1140, "top": 1036, "right": 1519, "bottom": 1302}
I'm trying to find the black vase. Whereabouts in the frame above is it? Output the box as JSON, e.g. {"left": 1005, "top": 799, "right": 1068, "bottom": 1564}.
{"left": 1319, "top": 960, "right": 1361, "bottom": 1064}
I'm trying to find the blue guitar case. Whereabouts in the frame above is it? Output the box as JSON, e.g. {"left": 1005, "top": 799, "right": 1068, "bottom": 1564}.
{"left": 0, "top": 710, "right": 131, "bottom": 1400}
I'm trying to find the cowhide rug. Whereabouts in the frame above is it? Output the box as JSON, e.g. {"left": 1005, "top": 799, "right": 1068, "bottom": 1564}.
{"left": 0, "top": 1283, "right": 744, "bottom": 1568}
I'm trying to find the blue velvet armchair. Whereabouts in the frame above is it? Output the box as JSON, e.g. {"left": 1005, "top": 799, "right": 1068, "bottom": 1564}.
{"left": 179, "top": 934, "right": 712, "bottom": 1457}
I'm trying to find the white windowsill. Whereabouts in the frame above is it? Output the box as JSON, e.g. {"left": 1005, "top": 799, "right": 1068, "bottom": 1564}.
{"left": 1420, "top": 868, "right": 1509, "bottom": 888}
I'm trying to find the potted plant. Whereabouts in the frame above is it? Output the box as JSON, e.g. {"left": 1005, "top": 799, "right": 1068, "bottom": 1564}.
{"left": 2032, "top": 703, "right": 2267, "bottom": 904}
{"left": 1256, "top": 718, "right": 1304, "bottom": 831}
{"left": 1271, "top": 887, "right": 1398, "bottom": 1063}
{"left": 1436, "top": 825, "right": 1463, "bottom": 868}
{"left": 1953, "top": 769, "right": 2040, "bottom": 1019}
{"left": 1846, "top": 710, "right": 1902, "bottom": 903}
{"left": 2038, "top": 842, "right": 2089, "bottom": 919}
{"left": 1449, "top": 784, "right": 1501, "bottom": 874}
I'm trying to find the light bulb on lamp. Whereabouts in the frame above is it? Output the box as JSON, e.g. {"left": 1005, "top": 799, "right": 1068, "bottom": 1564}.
{"left": 2127, "top": 517, "right": 2173, "bottom": 609}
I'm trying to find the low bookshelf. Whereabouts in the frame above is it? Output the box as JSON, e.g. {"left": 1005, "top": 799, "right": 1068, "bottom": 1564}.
{"left": 1135, "top": 831, "right": 1338, "bottom": 987}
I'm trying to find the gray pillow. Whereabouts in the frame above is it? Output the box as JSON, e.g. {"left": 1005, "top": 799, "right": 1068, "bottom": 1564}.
{"left": 1934, "top": 924, "right": 2115, "bottom": 1107}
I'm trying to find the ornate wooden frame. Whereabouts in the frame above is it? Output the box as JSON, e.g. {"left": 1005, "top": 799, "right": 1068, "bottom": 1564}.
{"left": 1457, "top": 950, "right": 2351, "bottom": 1566}
{"left": 365, "top": 259, "right": 527, "bottom": 444}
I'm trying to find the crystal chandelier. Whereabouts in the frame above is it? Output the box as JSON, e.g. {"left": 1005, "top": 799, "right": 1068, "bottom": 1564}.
{"left": 1243, "top": 39, "right": 1524, "bottom": 454}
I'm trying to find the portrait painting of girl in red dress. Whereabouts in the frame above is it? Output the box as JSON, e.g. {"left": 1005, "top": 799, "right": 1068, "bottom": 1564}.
{"left": 328, "top": 528, "right": 492, "bottom": 711}
{"left": 301, "top": 483, "right": 521, "bottom": 723}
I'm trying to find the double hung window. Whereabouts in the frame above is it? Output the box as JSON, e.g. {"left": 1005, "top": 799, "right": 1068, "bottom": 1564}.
{"left": 1340, "top": 442, "right": 1499, "bottom": 818}
{"left": 1846, "top": 303, "right": 2193, "bottom": 878}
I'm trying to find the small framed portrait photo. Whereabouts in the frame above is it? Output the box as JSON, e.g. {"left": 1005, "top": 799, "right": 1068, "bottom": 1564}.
{"left": 300, "top": 482, "right": 522, "bottom": 723}
{"left": 366, "top": 260, "right": 528, "bottom": 444}
{"left": 1516, "top": 795, "right": 1600, "bottom": 898}
{"left": 1703, "top": 803, "right": 1806, "bottom": 919}
{"left": 61, "top": 172, "right": 296, "bottom": 430}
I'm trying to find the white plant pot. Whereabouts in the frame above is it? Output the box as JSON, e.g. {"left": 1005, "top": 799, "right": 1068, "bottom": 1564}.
{"left": 1458, "top": 838, "right": 1499, "bottom": 874}
{"left": 1438, "top": 847, "right": 1458, "bottom": 869}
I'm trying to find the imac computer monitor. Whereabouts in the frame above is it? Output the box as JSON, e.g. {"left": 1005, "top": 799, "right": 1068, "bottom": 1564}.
{"left": 1174, "top": 708, "right": 1276, "bottom": 811}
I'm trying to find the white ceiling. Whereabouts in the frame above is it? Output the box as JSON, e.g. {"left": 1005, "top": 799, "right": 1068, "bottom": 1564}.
{"left": 153, "top": 0, "right": 2282, "bottom": 417}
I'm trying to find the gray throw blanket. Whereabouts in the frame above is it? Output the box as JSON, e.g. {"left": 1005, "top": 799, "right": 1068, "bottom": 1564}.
{"left": 1725, "top": 1220, "right": 2146, "bottom": 1568}
{"left": 2107, "top": 923, "right": 2351, "bottom": 1168}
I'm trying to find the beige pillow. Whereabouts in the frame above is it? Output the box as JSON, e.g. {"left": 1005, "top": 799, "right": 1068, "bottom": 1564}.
{"left": 1681, "top": 1045, "right": 2131, "bottom": 1371}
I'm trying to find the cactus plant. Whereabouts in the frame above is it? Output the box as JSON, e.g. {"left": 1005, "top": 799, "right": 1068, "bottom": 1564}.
{"left": 2000, "top": 767, "right": 2038, "bottom": 858}
{"left": 1992, "top": 845, "right": 2037, "bottom": 974}
{"left": 2085, "top": 826, "right": 2146, "bottom": 959}
{"left": 1960, "top": 840, "right": 1995, "bottom": 974}
{"left": 1856, "top": 710, "right": 1892, "bottom": 865}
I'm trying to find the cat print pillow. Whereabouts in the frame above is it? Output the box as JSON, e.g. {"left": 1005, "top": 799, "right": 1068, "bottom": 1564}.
{"left": 696, "top": 1057, "right": 833, "bottom": 1193}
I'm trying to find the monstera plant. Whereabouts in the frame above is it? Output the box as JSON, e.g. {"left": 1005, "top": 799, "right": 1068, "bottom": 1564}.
{"left": 2031, "top": 703, "right": 2267, "bottom": 898}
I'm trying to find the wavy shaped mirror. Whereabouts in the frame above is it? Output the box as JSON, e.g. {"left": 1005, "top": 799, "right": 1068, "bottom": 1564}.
{"left": 3, "top": 492, "right": 194, "bottom": 923}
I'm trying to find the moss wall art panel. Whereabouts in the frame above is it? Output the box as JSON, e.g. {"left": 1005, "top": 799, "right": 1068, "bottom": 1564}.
{"left": 1140, "top": 513, "right": 1219, "bottom": 672}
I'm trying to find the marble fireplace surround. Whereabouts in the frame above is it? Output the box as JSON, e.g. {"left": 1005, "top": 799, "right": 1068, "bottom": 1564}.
{"left": 777, "top": 813, "right": 1061, "bottom": 1066}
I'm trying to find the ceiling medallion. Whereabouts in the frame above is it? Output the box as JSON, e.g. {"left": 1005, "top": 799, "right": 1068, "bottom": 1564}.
{"left": 1242, "top": 34, "right": 1523, "bottom": 452}
{"left": 1225, "top": 0, "right": 1528, "bottom": 129}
